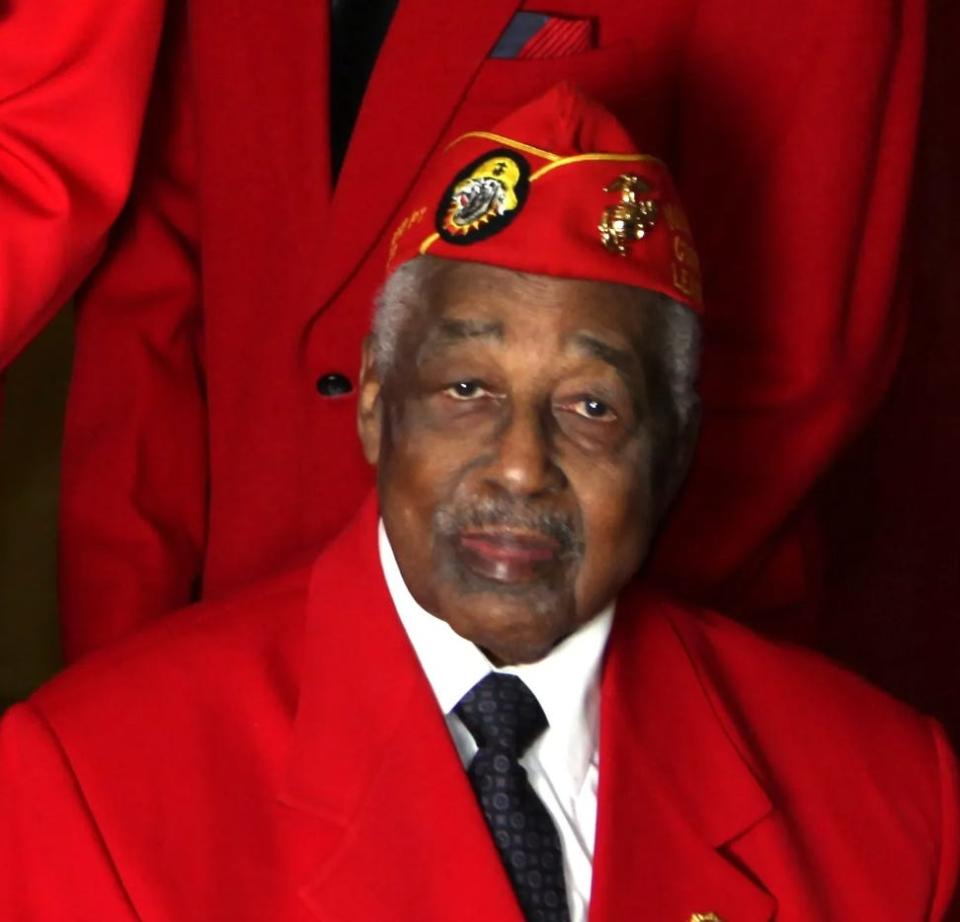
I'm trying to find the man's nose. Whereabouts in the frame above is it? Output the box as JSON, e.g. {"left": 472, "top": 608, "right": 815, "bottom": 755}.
{"left": 485, "top": 406, "right": 564, "bottom": 497}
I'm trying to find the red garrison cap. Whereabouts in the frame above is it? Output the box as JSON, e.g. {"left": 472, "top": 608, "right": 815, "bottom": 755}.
{"left": 386, "top": 82, "right": 703, "bottom": 313}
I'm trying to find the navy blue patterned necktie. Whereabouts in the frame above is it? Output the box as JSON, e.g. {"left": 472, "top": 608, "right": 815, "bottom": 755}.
{"left": 454, "top": 673, "right": 572, "bottom": 922}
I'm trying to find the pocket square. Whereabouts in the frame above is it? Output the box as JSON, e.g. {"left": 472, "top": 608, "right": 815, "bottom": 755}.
{"left": 491, "top": 11, "right": 595, "bottom": 60}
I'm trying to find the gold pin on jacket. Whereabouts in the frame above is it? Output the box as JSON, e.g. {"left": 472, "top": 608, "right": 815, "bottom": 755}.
{"left": 599, "top": 173, "right": 659, "bottom": 255}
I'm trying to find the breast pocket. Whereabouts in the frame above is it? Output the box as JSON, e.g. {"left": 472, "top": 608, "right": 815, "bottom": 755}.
{"left": 450, "top": 40, "right": 671, "bottom": 156}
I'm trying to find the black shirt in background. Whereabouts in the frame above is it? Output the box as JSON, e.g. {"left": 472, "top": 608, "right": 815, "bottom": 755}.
{"left": 329, "top": 0, "right": 401, "bottom": 180}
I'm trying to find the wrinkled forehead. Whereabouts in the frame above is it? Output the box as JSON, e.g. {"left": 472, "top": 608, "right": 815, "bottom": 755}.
{"left": 390, "top": 261, "right": 655, "bottom": 388}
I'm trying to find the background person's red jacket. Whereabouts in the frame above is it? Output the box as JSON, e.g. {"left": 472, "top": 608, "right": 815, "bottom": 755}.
{"left": 59, "top": 0, "right": 924, "bottom": 659}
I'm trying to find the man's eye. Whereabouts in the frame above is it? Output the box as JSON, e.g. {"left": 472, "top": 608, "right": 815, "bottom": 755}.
{"left": 444, "top": 381, "right": 488, "bottom": 400}
{"left": 566, "top": 397, "right": 617, "bottom": 421}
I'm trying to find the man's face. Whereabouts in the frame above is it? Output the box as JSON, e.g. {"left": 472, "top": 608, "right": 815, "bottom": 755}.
{"left": 359, "top": 260, "right": 688, "bottom": 665}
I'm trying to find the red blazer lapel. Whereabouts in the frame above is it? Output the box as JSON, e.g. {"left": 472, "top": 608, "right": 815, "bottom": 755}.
{"left": 279, "top": 498, "right": 776, "bottom": 919}
{"left": 279, "top": 494, "right": 524, "bottom": 921}
{"left": 590, "top": 587, "right": 777, "bottom": 922}
{"left": 313, "top": 0, "right": 522, "bottom": 311}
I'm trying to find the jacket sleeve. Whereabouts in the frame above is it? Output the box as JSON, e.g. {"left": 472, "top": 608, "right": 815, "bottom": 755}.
{"left": 653, "top": 0, "right": 926, "bottom": 614}
{"left": 0, "top": 702, "right": 138, "bottom": 920}
{"left": 0, "top": 0, "right": 164, "bottom": 369}
{"left": 58, "top": 3, "right": 208, "bottom": 661}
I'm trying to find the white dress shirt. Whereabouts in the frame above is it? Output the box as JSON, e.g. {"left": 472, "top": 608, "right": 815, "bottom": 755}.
{"left": 379, "top": 522, "right": 614, "bottom": 922}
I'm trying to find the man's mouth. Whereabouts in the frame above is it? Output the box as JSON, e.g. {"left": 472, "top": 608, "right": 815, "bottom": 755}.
{"left": 456, "top": 529, "right": 562, "bottom": 584}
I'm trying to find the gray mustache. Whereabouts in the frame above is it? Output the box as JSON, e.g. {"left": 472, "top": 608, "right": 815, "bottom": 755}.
{"left": 434, "top": 498, "right": 582, "bottom": 555}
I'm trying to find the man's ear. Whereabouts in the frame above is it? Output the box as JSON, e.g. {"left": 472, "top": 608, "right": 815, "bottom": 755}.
{"left": 356, "top": 335, "right": 383, "bottom": 466}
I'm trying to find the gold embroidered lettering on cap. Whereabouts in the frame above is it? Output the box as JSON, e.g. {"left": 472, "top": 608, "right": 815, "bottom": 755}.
{"left": 599, "top": 173, "right": 659, "bottom": 256}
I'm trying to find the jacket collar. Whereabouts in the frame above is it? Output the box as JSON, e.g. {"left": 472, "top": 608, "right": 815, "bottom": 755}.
{"left": 280, "top": 494, "right": 776, "bottom": 920}
{"left": 591, "top": 582, "right": 776, "bottom": 920}
{"left": 280, "top": 493, "right": 525, "bottom": 921}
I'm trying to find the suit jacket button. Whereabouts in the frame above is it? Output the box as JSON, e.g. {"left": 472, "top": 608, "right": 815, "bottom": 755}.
{"left": 315, "top": 372, "right": 353, "bottom": 397}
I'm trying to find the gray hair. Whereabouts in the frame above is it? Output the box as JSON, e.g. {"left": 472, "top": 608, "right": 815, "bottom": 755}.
{"left": 372, "top": 256, "right": 701, "bottom": 436}
{"left": 371, "top": 257, "right": 444, "bottom": 380}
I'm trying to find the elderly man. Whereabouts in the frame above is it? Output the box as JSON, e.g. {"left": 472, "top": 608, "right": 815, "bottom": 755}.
{"left": 0, "top": 86, "right": 956, "bottom": 921}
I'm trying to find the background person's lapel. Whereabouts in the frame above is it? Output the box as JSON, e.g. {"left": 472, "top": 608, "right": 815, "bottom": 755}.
{"left": 311, "top": 0, "right": 523, "bottom": 316}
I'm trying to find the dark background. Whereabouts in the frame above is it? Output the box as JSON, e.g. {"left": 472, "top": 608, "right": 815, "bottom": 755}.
{"left": 1, "top": 0, "right": 957, "bottom": 734}
{"left": 818, "top": 0, "right": 960, "bottom": 744}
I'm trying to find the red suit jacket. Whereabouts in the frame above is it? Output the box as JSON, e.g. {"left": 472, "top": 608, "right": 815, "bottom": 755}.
{"left": 60, "top": 0, "right": 926, "bottom": 657}
{"left": 2, "top": 496, "right": 957, "bottom": 920}
{"left": 0, "top": 0, "right": 163, "bottom": 371}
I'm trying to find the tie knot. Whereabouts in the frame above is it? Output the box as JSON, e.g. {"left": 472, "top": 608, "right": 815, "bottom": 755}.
{"left": 454, "top": 673, "right": 548, "bottom": 756}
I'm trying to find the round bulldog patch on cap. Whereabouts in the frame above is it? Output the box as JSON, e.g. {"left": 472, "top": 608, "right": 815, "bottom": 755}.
{"left": 436, "top": 149, "right": 530, "bottom": 245}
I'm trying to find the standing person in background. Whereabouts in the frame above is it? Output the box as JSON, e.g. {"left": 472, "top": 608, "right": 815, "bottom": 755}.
{"left": 59, "top": 0, "right": 925, "bottom": 658}
{"left": 2, "top": 88, "right": 956, "bottom": 918}
{"left": 0, "top": 0, "right": 164, "bottom": 372}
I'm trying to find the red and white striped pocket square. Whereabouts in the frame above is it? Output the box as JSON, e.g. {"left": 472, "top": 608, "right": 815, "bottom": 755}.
{"left": 491, "top": 12, "right": 595, "bottom": 59}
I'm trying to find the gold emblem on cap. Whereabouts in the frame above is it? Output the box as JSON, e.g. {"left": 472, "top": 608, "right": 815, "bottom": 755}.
{"left": 689, "top": 914, "right": 724, "bottom": 922}
{"left": 599, "top": 174, "right": 658, "bottom": 256}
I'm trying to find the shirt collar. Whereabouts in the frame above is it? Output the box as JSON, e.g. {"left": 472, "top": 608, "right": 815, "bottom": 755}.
{"left": 379, "top": 520, "right": 614, "bottom": 792}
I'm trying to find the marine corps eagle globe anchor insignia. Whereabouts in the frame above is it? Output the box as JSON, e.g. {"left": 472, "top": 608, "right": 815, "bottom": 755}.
{"left": 599, "top": 173, "right": 659, "bottom": 255}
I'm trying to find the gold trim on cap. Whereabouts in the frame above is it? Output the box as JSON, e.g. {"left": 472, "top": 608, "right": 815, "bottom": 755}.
{"left": 530, "top": 152, "right": 664, "bottom": 181}
{"left": 445, "top": 131, "right": 562, "bottom": 162}
{"left": 419, "top": 231, "right": 441, "bottom": 255}
{"left": 413, "top": 143, "right": 667, "bottom": 260}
